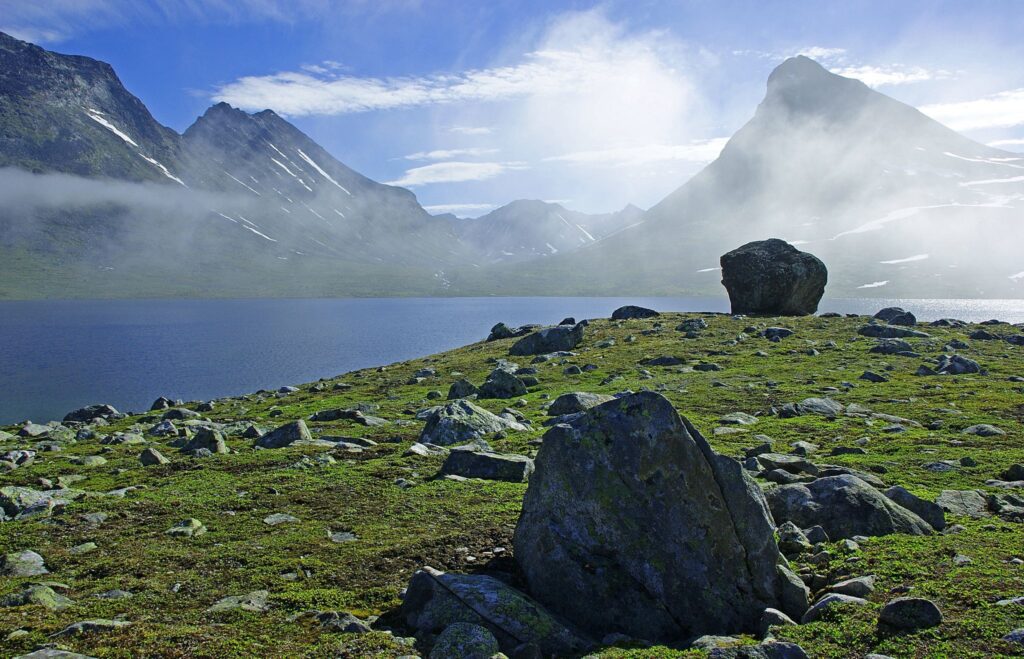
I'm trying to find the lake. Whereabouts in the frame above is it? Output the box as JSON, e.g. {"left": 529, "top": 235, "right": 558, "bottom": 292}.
{"left": 1, "top": 296, "right": 1022, "bottom": 424}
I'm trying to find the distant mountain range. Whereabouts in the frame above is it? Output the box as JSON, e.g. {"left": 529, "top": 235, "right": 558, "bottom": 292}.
{"left": 1, "top": 32, "right": 1021, "bottom": 299}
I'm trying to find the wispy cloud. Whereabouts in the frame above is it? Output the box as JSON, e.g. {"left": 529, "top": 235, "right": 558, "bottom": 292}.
{"left": 544, "top": 138, "right": 728, "bottom": 168}
{"left": 448, "top": 126, "right": 493, "bottom": 136}
{"left": 403, "top": 147, "right": 499, "bottom": 161}
{"left": 989, "top": 138, "right": 1024, "bottom": 150}
{"left": 422, "top": 202, "right": 497, "bottom": 215}
{"left": 213, "top": 42, "right": 689, "bottom": 117}
{"left": 921, "top": 89, "right": 1024, "bottom": 131}
{"left": 386, "top": 161, "right": 528, "bottom": 187}
{"left": 831, "top": 64, "right": 947, "bottom": 87}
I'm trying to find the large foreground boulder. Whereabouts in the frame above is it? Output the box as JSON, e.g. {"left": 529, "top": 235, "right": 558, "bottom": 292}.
{"left": 514, "top": 392, "right": 807, "bottom": 643}
{"left": 509, "top": 323, "right": 585, "bottom": 356}
{"left": 720, "top": 239, "right": 827, "bottom": 316}
{"left": 766, "top": 475, "right": 933, "bottom": 539}
{"left": 419, "top": 400, "right": 526, "bottom": 446}
{"left": 401, "top": 566, "right": 589, "bottom": 656}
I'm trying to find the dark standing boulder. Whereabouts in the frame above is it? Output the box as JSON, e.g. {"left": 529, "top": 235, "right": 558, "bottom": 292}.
{"left": 509, "top": 323, "right": 585, "bottom": 356}
{"left": 486, "top": 322, "right": 536, "bottom": 342}
{"left": 884, "top": 486, "right": 945, "bottom": 531}
{"left": 181, "top": 428, "right": 228, "bottom": 454}
{"left": 765, "top": 475, "right": 933, "bottom": 539}
{"left": 878, "top": 597, "right": 943, "bottom": 630}
{"left": 873, "top": 307, "right": 918, "bottom": 326}
{"left": 720, "top": 239, "right": 827, "bottom": 316}
{"left": 514, "top": 392, "right": 808, "bottom": 643}
{"left": 611, "top": 305, "right": 660, "bottom": 320}
{"left": 63, "top": 404, "right": 118, "bottom": 423}
{"left": 447, "top": 379, "right": 479, "bottom": 400}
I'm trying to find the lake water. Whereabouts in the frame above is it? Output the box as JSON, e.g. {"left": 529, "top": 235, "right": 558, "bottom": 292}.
{"left": 1, "top": 296, "right": 1022, "bottom": 425}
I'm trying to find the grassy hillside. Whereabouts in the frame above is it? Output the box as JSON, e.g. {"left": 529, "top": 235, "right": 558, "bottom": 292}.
{"left": 1, "top": 312, "right": 1023, "bottom": 657}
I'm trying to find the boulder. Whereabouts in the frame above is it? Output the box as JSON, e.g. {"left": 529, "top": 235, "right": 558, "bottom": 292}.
{"left": 447, "top": 379, "right": 479, "bottom": 400}
{"left": 63, "top": 404, "right": 118, "bottom": 423}
{"left": 0, "top": 549, "right": 48, "bottom": 576}
{"left": 719, "top": 239, "right": 827, "bottom": 316}
{"left": 478, "top": 368, "right": 528, "bottom": 399}
{"left": 611, "top": 305, "right": 660, "bottom": 320}
{"left": 936, "top": 354, "right": 982, "bottom": 375}
{"left": 883, "top": 486, "right": 945, "bottom": 531}
{"left": 869, "top": 338, "right": 913, "bottom": 354}
{"left": 878, "top": 597, "right": 943, "bottom": 630}
{"left": 801, "top": 593, "right": 868, "bottom": 623}
{"left": 400, "top": 566, "right": 589, "bottom": 656}
{"left": 438, "top": 447, "right": 535, "bottom": 482}
{"left": 486, "top": 322, "right": 536, "bottom": 342}
{"left": 255, "top": 420, "right": 312, "bottom": 449}
{"left": 765, "top": 475, "right": 933, "bottom": 539}
{"left": 509, "top": 323, "right": 585, "bottom": 356}
{"left": 419, "top": 400, "right": 526, "bottom": 446}
{"left": 548, "top": 392, "right": 615, "bottom": 416}
{"left": 139, "top": 447, "right": 170, "bottom": 466}
{"left": 858, "top": 325, "right": 929, "bottom": 339}
{"left": 182, "top": 428, "right": 228, "bottom": 454}
{"left": 429, "top": 622, "right": 500, "bottom": 659}
{"left": 936, "top": 490, "right": 989, "bottom": 518}
{"left": 514, "top": 392, "right": 808, "bottom": 643}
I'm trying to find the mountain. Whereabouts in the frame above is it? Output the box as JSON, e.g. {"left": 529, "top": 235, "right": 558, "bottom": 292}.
{"left": 465, "top": 56, "right": 1024, "bottom": 297}
{"left": 446, "top": 199, "right": 644, "bottom": 263}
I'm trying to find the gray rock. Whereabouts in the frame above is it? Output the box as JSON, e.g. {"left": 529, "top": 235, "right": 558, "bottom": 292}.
{"left": 400, "top": 566, "right": 588, "bottom": 656}
{"left": 936, "top": 490, "right": 990, "bottom": 518}
{"left": 828, "top": 575, "right": 875, "bottom": 598}
{"left": 795, "top": 397, "right": 844, "bottom": 418}
{"left": 429, "top": 622, "right": 500, "bottom": 659}
{"left": 438, "top": 448, "right": 534, "bottom": 482}
{"left": 720, "top": 239, "right": 827, "bottom": 316}
{"left": 758, "top": 608, "right": 797, "bottom": 636}
{"left": 14, "top": 651, "right": 97, "bottom": 659}
{"left": 139, "top": 447, "right": 170, "bottom": 466}
{"left": 447, "top": 379, "right": 479, "bottom": 399}
{"left": 756, "top": 453, "right": 819, "bottom": 476}
{"left": 207, "top": 590, "right": 270, "bottom": 613}
{"left": 165, "top": 518, "right": 207, "bottom": 538}
{"left": 762, "top": 327, "right": 795, "bottom": 340}
{"left": 509, "top": 323, "right": 585, "bottom": 356}
{"left": 263, "top": 513, "right": 299, "bottom": 525}
{"left": 869, "top": 338, "right": 914, "bottom": 354}
{"left": 801, "top": 593, "right": 868, "bottom": 623}
{"left": 0, "top": 550, "right": 48, "bottom": 576}
{"left": 182, "top": 428, "right": 228, "bottom": 454}
{"left": 255, "top": 420, "right": 312, "bottom": 448}
{"left": 1004, "top": 629, "right": 1024, "bottom": 645}
{"left": 419, "top": 400, "right": 526, "bottom": 446}
{"left": 486, "top": 322, "right": 535, "bottom": 342}
{"left": 936, "top": 354, "right": 982, "bottom": 375}
{"left": 858, "top": 324, "right": 930, "bottom": 339}
{"left": 515, "top": 392, "right": 808, "bottom": 643}
{"left": 612, "top": 305, "right": 660, "bottom": 320}
{"left": 962, "top": 424, "right": 1005, "bottom": 437}
{"left": 63, "top": 404, "right": 119, "bottom": 423}
{"left": 51, "top": 619, "right": 132, "bottom": 637}
{"left": 878, "top": 597, "right": 943, "bottom": 630}
{"left": 478, "top": 368, "right": 528, "bottom": 399}
{"left": 709, "top": 641, "right": 809, "bottom": 659}
{"left": 548, "top": 392, "right": 615, "bottom": 416}
{"left": 721, "top": 412, "right": 759, "bottom": 425}
{"left": 0, "top": 584, "right": 73, "bottom": 611}
{"left": 884, "top": 486, "right": 946, "bottom": 530}
{"left": 860, "top": 371, "right": 889, "bottom": 383}
{"left": 766, "top": 475, "right": 933, "bottom": 539}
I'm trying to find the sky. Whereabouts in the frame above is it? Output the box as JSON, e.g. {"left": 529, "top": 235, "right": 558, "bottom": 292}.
{"left": 3, "top": 0, "right": 1023, "bottom": 216}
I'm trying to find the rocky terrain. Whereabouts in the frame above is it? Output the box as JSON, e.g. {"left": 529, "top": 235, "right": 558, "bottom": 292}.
{"left": 2, "top": 301, "right": 1024, "bottom": 657}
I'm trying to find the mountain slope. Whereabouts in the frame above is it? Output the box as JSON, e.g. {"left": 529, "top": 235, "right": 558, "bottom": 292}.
{"left": 462, "top": 56, "right": 1023, "bottom": 297}
{"left": 446, "top": 200, "right": 644, "bottom": 263}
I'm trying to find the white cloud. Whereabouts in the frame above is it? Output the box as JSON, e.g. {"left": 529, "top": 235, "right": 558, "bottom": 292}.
{"left": 830, "top": 64, "right": 946, "bottom": 87}
{"left": 448, "top": 126, "right": 493, "bottom": 136}
{"left": 422, "top": 203, "right": 497, "bottom": 215}
{"left": 880, "top": 254, "right": 929, "bottom": 264}
{"left": 544, "top": 138, "right": 728, "bottom": 168}
{"left": 796, "top": 47, "right": 847, "bottom": 61}
{"left": 922, "top": 89, "right": 1024, "bottom": 131}
{"left": 386, "top": 161, "right": 527, "bottom": 187}
{"left": 403, "top": 147, "right": 499, "bottom": 161}
{"left": 213, "top": 36, "right": 693, "bottom": 117}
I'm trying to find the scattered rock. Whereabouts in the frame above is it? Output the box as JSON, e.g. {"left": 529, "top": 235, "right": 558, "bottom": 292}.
{"left": 438, "top": 447, "right": 535, "bottom": 482}
{"left": 509, "top": 323, "right": 585, "bottom": 356}
{"left": 878, "top": 597, "right": 943, "bottom": 630}
{"left": 962, "top": 424, "right": 1005, "bottom": 437}
{"left": 139, "top": 447, "right": 170, "bottom": 466}
{"left": 611, "top": 305, "right": 660, "bottom": 320}
{"left": 883, "top": 486, "right": 945, "bottom": 531}
{"left": 419, "top": 400, "right": 526, "bottom": 446}
{"left": 429, "top": 622, "right": 501, "bottom": 659}
{"left": 0, "top": 584, "right": 73, "bottom": 611}
{"left": 207, "top": 590, "right": 270, "bottom": 613}
{"left": 548, "top": 392, "right": 615, "bottom": 416}
{"left": 51, "top": 619, "right": 131, "bottom": 637}
{"left": 166, "top": 518, "right": 207, "bottom": 538}
{"left": 447, "top": 379, "right": 479, "bottom": 400}
{"left": 182, "top": 428, "right": 228, "bottom": 454}
{"left": 828, "top": 575, "right": 875, "bottom": 598}
{"left": 801, "top": 593, "right": 868, "bottom": 623}
{"left": 936, "top": 490, "right": 989, "bottom": 518}
{"left": 63, "top": 404, "right": 118, "bottom": 423}
{"left": 0, "top": 550, "right": 48, "bottom": 576}
{"left": 263, "top": 513, "right": 299, "bottom": 525}
{"left": 478, "top": 368, "right": 528, "bottom": 399}
{"left": 766, "top": 475, "right": 933, "bottom": 539}
{"left": 255, "top": 420, "right": 313, "bottom": 449}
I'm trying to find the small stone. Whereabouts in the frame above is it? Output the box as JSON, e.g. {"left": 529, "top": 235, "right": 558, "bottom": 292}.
{"left": 0, "top": 550, "right": 48, "bottom": 577}
{"left": 878, "top": 597, "right": 943, "bottom": 630}
{"left": 166, "top": 518, "right": 207, "bottom": 538}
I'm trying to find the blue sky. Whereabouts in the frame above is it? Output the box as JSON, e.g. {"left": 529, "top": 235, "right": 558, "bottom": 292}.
{"left": 3, "top": 0, "right": 1023, "bottom": 215}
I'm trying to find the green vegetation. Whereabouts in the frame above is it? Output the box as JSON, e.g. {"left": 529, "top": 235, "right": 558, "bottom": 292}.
{"left": 1, "top": 312, "right": 1023, "bottom": 657}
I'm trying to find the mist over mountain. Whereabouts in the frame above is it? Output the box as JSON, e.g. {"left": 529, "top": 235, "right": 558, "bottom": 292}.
{"left": 1, "top": 32, "right": 1021, "bottom": 299}
{"left": 468, "top": 56, "right": 1023, "bottom": 298}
